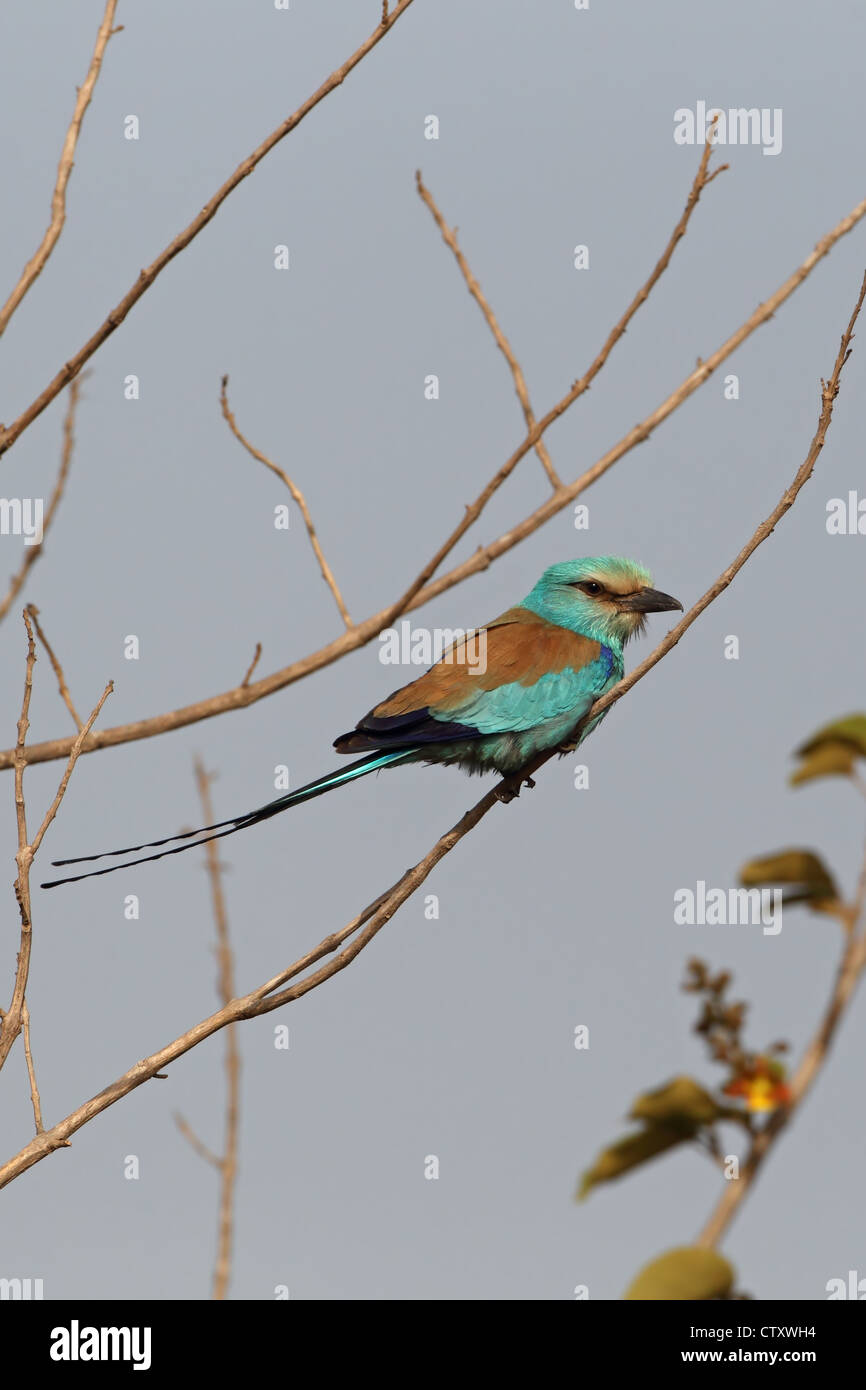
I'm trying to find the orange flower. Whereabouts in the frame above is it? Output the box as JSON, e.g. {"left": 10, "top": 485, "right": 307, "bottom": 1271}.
{"left": 723, "top": 1058, "right": 791, "bottom": 1113}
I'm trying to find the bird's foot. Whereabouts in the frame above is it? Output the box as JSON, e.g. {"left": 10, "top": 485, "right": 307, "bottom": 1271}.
{"left": 496, "top": 772, "right": 536, "bottom": 803}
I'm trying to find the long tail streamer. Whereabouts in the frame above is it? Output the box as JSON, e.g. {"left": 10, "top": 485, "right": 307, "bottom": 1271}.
{"left": 41, "top": 749, "right": 416, "bottom": 889}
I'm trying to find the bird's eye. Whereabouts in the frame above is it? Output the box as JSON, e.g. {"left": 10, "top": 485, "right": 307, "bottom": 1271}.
{"left": 574, "top": 580, "right": 603, "bottom": 596}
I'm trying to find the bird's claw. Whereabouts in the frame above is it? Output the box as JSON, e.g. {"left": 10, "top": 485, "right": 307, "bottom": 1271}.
{"left": 496, "top": 772, "right": 536, "bottom": 803}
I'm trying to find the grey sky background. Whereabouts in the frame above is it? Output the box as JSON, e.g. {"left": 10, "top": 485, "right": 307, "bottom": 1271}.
{"left": 0, "top": 0, "right": 864, "bottom": 1300}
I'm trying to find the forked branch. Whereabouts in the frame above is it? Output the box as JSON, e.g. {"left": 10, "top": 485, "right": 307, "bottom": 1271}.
{"left": 0, "top": 267, "right": 862, "bottom": 1190}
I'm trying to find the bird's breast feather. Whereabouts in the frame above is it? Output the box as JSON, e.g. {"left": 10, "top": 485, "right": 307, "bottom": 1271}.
{"left": 367, "top": 612, "right": 616, "bottom": 736}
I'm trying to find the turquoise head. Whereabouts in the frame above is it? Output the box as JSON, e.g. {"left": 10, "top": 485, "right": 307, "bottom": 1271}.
{"left": 521, "top": 556, "right": 682, "bottom": 648}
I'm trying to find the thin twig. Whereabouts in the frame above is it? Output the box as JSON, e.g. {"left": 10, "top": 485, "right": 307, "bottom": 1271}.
{"left": 696, "top": 843, "right": 866, "bottom": 1250}
{"left": 198, "top": 760, "right": 240, "bottom": 1302}
{"left": 21, "top": 1002, "right": 44, "bottom": 1134}
{"left": 25, "top": 606, "right": 84, "bottom": 731}
{"left": 28, "top": 685, "right": 115, "bottom": 862}
{"left": 0, "top": 0, "right": 417, "bottom": 459}
{"left": 1, "top": 272, "right": 860, "bottom": 1189}
{"left": 174, "top": 1113, "right": 221, "bottom": 1170}
{"left": 0, "top": 612, "right": 113, "bottom": 1073}
{"left": 687, "top": 275, "right": 866, "bottom": 1249}
{"left": 240, "top": 642, "right": 262, "bottom": 689}
{"left": 396, "top": 129, "right": 727, "bottom": 617}
{"left": 0, "top": 3, "right": 119, "bottom": 337}
{"left": 175, "top": 761, "right": 241, "bottom": 1301}
{"left": 220, "top": 377, "right": 352, "bottom": 628}
{"left": 256, "top": 266, "right": 866, "bottom": 1006}
{"left": 5, "top": 615, "right": 39, "bottom": 1079}
{"left": 416, "top": 171, "right": 561, "bottom": 488}
{"left": 0, "top": 376, "right": 87, "bottom": 626}
{"left": 558, "top": 271, "right": 866, "bottom": 749}
{"left": 2, "top": 194, "right": 863, "bottom": 776}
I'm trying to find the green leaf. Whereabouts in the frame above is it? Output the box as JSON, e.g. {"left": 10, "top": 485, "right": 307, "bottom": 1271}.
{"left": 790, "top": 741, "right": 858, "bottom": 786}
{"left": 796, "top": 714, "right": 866, "bottom": 759}
{"left": 577, "top": 1124, "right": 691, "bottom": 1201}
{"left": 739, "top": 849, "right": 838, "bottom": 905}
{"left": 629, "top": 1076, "right": 723, "bottom": 1129}
{"left": 624, "top": 1247, "right": 735, "bottom": 1301}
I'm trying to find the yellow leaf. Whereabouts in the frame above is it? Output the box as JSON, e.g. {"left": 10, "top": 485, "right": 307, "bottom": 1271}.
{"left": 796, "top": 714, "right": 866, "bottom": 759}
{"left": 624, "top": 1246, "right": 735, "bottom": 1301}
{"left": 740, "top": 849, "right": 837, "bottom": 904}
{"left": 790, "top": 740, "right": 857, "bottom": 786}
{"left": 629, "top": 1076, "right": 722, "bottom": 1128}
{"left": 577, "top": 1125, "right": 689, "bottom": 1201}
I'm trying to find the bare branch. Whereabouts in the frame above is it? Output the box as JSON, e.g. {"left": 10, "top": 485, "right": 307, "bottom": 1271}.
{"left": 0, "top": 0, "right": 418, "bottom": 460}
{"left": 252, "top": 266, "right": 866, "bottom": 1006}
{"left": 174, "top": 760, "right": 244, "bottom": 1296}
{"left": 2, "top": 196, "right": 864, "bottom": 775}
{"left": 12, "top": 612, "right": 37, "bottom": 858}
{"left": 0, "top": 3, "right": 120, "bottom": 337}
{"left": 0, "top": 613, "right": 112, "bottom": 1075}
{"left": 174, "top": 1113, "right": 221, "bottom": 1170}
{"left": 687, "top": 275, "right": 866, "bottom": 1250}
{"left": 1, "top": 267, "right": 860, "bottom": 1188}
{"left": 416, "top": 170, "right": 561, "bottom": 488}
{"left": 3, "top": 616, "right": 39, "bottom": 1077}
{"left": 696, "top": 844, "right": 866, "bottom": 1250}
{"left": 559, "top": 270, "right": 866, "bottom": 746}
{"left": 194, "top": 759, "right": 240, "bottom": 1301}
{"left": 220, "top": 376, "right": 352, "bottom": 628}
{"left": 240, "top": 642, "right": 263, "bottom": 689}
{"left": 396, "top": 128, "right": 726, "bottom": 619}
{"left": 22, "top": 1002, "right": 44, "bottom": 1135}
{"left": 26, "top": 605, "right": 84, "bottom": 731}
{"left": 28, "top": 683, "right": 114, "bottom": 861}
{"left": 0, "top": 375, "right": 86, "bottom": 626}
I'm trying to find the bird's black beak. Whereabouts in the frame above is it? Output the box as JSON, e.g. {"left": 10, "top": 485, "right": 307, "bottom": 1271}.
{"left": 619, "top": 586, "right": 684, "bottom": 614}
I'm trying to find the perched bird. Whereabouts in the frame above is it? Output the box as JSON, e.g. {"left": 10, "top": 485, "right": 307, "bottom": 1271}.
{"left": 42, "top": 557, "right": 681, "bottom": 888}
